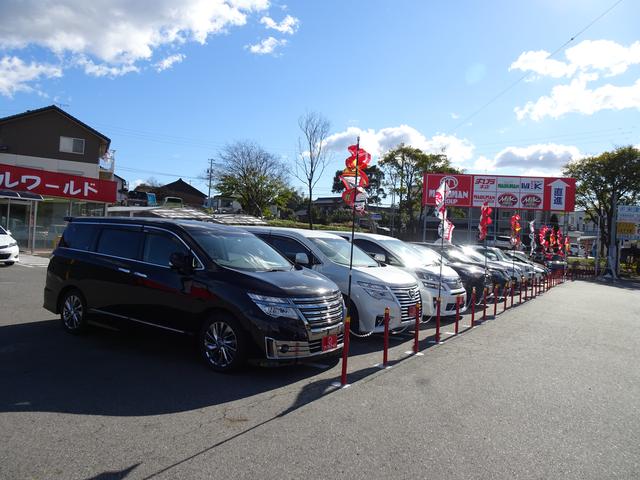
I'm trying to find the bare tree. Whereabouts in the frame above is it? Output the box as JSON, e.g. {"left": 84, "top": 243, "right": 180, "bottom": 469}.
{"left": 215, "top": 140, "right": 290, "bottom": 217}
{"left": 295, "top": 111, "right": 331, "bottom": 229}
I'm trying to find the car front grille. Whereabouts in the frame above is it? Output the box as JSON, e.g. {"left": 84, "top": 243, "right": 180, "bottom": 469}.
{"left": 292, "top": 291, "right": 344, "bottom": 328}
{"left": 389, "top": 285, "right": 421, "bottom": 322}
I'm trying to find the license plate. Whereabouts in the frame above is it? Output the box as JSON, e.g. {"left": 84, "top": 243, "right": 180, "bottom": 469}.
{"left": 408, "top": 305, "right": 417, "bottom": 318}
{"left": 322, "top": 334, "right": 338, "bottom": 351}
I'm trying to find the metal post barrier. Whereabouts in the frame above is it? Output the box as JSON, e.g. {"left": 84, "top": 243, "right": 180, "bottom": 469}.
{"left": 519, "top": 276, "right": 523, "bottom": 304}
{"left": 503, "top": 282, "right": 508, "bottom": 312}
{"left": 533, "top": 276, "right": 537, "bottom": 298}
{"left": 454, "top": 296, "right": 460, "bottom": 335}
{"left": 340, "top": 315, "right": 351, "bottom": 386}
{"left": 413, "top": 302, "right": 420, "bottom": 354}
{"left": 435, "top": 297, "right": 441, "bottom": 343}
{"left": 383, "top": 307, "right": 390, "bottom": 368}
{"left": 470, "top": 287, "right": 476, "bottom": 328}
{"left": 510, "top": 280, "right": 515, "bottom": 308}
{"left": 493, "top": 284, "right": 498, "bottom": 317}
{"left": 524, "top": 277, "right": 528, "bottom": 301}
{"left": 482, "top": 287, "right": 487, "bottom": 321}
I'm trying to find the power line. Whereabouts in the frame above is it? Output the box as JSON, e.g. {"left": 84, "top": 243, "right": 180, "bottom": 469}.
{"left": 449, "top": 0, "right": 625, "bottom": 134}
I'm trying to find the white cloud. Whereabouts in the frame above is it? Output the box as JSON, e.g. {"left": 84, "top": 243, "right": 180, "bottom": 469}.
{"left": 493, "top": 144, "right": 582, "bottom": 175}
{"left": 76, "top": 57, "right": 139, "bottom": 77}
{"left": 324, "top": 124, "right": 475, "bottom": 167}
{"left": 515, "top": 75, "right": 640, "bottom": 121}
{"left": 0, "top": 0, "right": 272, "bottom": 95}
{"left": 450, "top": 112, "right": 460, "bottom": 119}
{"left": 154, "top": 53, "right": 186, "bottom": 72}
{"left": 246, "top": 36, "right": 287, "bottom": 55}
{"left": 260, "top": 14, "right": 299, "bottom": 34}
{"left": 510, "top": 50, "right": 575, "bottom": 78}
{"left": 0, "top": 55, "right": 62, "bottom": 97}
{"left": 131, "top": 179, "right": 146, "bottom": 190}
{"left": 510, "top": 40, "right": 640, "bottom": 79}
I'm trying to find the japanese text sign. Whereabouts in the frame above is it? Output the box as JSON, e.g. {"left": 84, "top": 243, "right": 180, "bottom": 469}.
{"left": 0, "top": 163, "right": 117, "bottom": 203}
{"left": 423, "top": 173, "right": 575, "bottom": 212}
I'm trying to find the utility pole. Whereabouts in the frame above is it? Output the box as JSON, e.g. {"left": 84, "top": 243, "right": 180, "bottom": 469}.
{"left": 207, "top": 158, "right": 214, "bottom": 206}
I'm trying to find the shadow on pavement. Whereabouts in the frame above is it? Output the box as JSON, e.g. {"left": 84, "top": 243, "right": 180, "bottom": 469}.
{"left": 84, "top": 463, "right": 140, "bottom": 480}
{"left": 0, "top": 318, "right": 338, "bottom": 417}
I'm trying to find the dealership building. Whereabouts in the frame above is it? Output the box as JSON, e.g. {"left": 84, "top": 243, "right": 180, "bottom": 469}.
{"left": 0, "top": 106, "right": 117, "bottom": 251}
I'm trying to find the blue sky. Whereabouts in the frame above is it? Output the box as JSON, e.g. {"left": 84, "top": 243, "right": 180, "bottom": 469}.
{"left": 1, "top": 0, "right": 639, "bottom": 203}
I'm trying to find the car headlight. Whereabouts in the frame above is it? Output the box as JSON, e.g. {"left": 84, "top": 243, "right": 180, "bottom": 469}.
{"left": 9, "top": 241, "right": 17, "bottom": 247}
{"left": 247, "top": 293, "right": 299, "bottom": 320}
{"left": 416, "top": 272, "right": 439, "bottom": 289}
{"left": 357, "top": 281, "right": 394, "bottom": 300}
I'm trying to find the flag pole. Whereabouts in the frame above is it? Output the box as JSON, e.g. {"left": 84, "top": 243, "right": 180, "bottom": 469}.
{"left": 340, "top": 136, "right": 360, "bottom": 387}
{"left": 437, "top": 181, "right": 447, "bottom": 310}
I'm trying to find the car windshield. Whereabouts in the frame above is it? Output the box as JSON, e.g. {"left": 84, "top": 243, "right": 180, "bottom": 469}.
{"left": 310, "top": 236, "right": 378, "bottom": 267}
{"left": 443, "top": 247, "right": 477, "bottom": 264}
{"left": 411, "top": 245, "right": 445, "bottom": 265}
{"left": 0, "top": 226, "right": 7, "bottom": 235}
{"left": 379, "top": 238, "right": 426, "bottom": 266}
{"left": 192, "top": 231, "right": 292, "bottom": 272}
{"left": 490, "top": 248, "right": 510, "bottom": 262}
{"left": 461, "top": 246, "right": 490, "bottom": 263}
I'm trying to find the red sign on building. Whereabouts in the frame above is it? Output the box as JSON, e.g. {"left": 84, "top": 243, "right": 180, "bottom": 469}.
{"left": 0, "top": 163, "right": 117, "bottom": 203}
{"left": 423, "top": 173, "right": 575, "bottom": 212}
{"left": 423, "top": 174, "right": 473, "bottom": 207}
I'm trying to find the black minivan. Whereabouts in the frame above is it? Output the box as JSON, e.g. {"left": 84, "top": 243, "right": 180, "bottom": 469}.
{"left": 44, "top": 218, "right": 344, "bottom": 372}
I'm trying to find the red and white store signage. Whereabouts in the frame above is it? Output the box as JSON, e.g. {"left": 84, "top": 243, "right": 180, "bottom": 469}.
{"left": 0, "top": 163, "right": 117, "bottom": 203}
{"left": 423, "top": 173, "right": 576, "bottom": 212}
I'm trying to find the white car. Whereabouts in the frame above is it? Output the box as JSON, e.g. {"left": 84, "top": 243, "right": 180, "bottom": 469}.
{"left": 0, "top": 226, "right": 19, "bottom": 266}
{"left": 243, "top": 226, "right": 422, "bottom": 335}
{"left": 328, "top": 231, "right": 465, "bottom": 317}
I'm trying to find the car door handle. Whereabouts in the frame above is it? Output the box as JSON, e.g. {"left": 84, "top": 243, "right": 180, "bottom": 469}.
{"left": 133, "top": 271, "right": 147, "bottom": 278}
{"left": 117, "top": 267, "right": 131, "bottom": 274}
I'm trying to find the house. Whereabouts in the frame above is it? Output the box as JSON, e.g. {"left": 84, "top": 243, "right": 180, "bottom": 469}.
{"left": 142, "top": 178, "right": 206, "bottom": 207}
{"left": 0, "top": 105, "right": 117, "bottom": 250}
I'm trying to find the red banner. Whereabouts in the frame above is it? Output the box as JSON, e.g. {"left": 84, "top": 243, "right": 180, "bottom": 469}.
{"left": 423, "top": 173, "right": 576, "bottom": 212}
{"left": 0, "top": 163, "right": 117, "bottom": 203}
{"left": 423, "top": 174, "right": 473, "bottom": 207}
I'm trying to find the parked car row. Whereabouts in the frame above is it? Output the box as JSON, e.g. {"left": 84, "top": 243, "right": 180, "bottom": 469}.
{"left": 44, "top": 218, "right": 552, "bottom": 373}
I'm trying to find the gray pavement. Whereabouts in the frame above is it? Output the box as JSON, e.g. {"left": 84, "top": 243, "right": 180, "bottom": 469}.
{"left": 1, "top": 263, "right": 639, "bottom": 479}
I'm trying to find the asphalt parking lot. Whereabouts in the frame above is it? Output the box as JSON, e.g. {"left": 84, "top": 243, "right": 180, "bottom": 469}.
{"left": 1, "top": 258, "right": 639, "bottom": 479}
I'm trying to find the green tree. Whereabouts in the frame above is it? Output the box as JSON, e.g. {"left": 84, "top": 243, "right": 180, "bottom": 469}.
{"left": 214, "top": 140, "right": 290, "bottom": 217}
{"left": 331, "top": 164, "right": 386, "bottom": 205}
{"left": 379, "top": 145, "right": 459, "bottom": 236}
{"left": 563, "top": 146, "right": 640, "bottom": 254}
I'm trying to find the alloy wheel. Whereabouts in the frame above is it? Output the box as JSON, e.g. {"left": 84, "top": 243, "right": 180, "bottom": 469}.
{"left": 62, "top": 294, "right": 84, "bottom": 330}
{"left": 203, "top": 321, "right": 238, "bottom": 369}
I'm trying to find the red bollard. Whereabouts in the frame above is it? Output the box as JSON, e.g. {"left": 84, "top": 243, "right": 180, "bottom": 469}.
{"left": 383, "top": 307, "right": 390, "bottom": 367}
{"left": 435, "top": 297, "right": 441, "bottom": 343}
{"left": 510, "top": 280, "right": 515, "bottom": 307}
{"left": 454, "top": 296, "right": 460, "bottom": 335}
{"left": 413, "top": 302, "right": 420, "bottom": 354}
{"left": 503, "top": 282, "right": 508, "bottom": 312}
{"left": 519, "top": 276, "right": 523, "bottom": 304}
{"left": 340, "top": 315, "right": 351, "bottom": 386}
{"left": 482, "top": 287, "right": 487, "bottom": 321}
{"left": 493, "top": 284, "right": 498, "bottom": 317}
{"left": 470, "top": 287, "right": 476, "bottom": 328}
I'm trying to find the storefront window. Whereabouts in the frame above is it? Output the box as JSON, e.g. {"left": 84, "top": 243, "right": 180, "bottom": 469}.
{"left": 35, "top": 199, "right": 71, "bottom": 249}
{"left": 70, "top": 201, "right": 106, "bottom": 217}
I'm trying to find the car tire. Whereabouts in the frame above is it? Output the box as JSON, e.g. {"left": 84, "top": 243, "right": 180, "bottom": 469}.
{"left": 199, "top": 314, "right": 247, "bottom": 373}
{"left": 60, "top": 289, "right": 88, "bottom": 334}
{"left": 344, "top": 299, "right": 361, "bottom": 336}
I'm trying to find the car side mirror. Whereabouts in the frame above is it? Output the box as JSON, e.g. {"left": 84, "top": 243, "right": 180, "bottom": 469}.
{"left": 294, "top": 252, "right": 310, "bottom": 266}
{"left": 170, "top": 252, "right": 194, "bottom": 274}
{"left": 373, "top": 253, "right": 386, "bottom": 263}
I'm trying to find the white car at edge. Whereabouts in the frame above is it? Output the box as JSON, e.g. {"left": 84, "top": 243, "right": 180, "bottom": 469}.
{"left": 328, "top": 231, "right": 464, "bottom": 317}
{"left": 243, "top": 226, "right": 422, "bottom": 335}
{"left": 0, "top": 226, "right": 19, "bottom": 266}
